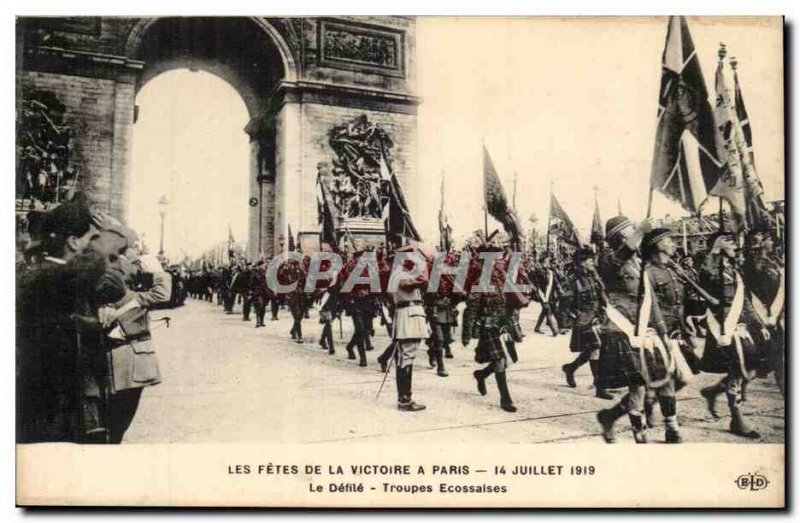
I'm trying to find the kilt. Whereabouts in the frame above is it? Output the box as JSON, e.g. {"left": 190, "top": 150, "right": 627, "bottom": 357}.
{"left": 700, "top": 324, "right": 771, "bottom": 376}
{"left": 596, "top": 329, "right": 672, "bottom": 389}
{"left": 569, "top": 324, "right": 601, "bottom": 353}
{"left": 475, "top": 329, "right": 506, "bottom": 364}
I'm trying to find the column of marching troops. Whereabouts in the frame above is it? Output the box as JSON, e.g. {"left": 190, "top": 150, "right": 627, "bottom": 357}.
{"left": 185, "top": 213, "right": 784, "bottom": 444}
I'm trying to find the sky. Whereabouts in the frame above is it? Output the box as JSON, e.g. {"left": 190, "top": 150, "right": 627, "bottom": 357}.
{"left": 129, "top": 69, "right": 250, "bottom": 260}
{"left": 128, "top": 17, "right": 783, "bottom": 259}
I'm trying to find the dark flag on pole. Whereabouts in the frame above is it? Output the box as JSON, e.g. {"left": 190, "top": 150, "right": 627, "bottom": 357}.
{"left": 287, "top": 224, "right": 295, "bottom": 251}
{"left": 482, "top": 145, "right": 522, "bottom": 248}
{"left": 380, "top": 151, "right": 421, "bottom": 243}
{"left": 549, "top": 192, "right": 581, "bottom": 246}
{"left": 317, "top": 177, "right": 340, "bottom": 248}
{"left": 650, "top": 16, "right": 721, "bottom": 214}
{"left": 590, "top": 192, "right": 604, "bottom": 247}
{"left": 438, "top": 176, "right": 453, "bottom": 251}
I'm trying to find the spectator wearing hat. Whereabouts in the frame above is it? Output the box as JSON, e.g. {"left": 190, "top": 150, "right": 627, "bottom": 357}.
{"left": 561, "top": 245, "right": 613, "bottom": 400}
{"left": 16, "top": 195, "right": 106, "bottom": 442}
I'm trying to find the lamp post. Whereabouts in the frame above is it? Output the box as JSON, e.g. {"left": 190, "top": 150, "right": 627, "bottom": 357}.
{"left": 157, "top": 195, "right": 169, "bottom": 262}
{"left": 256, "top": 174, "right": 269, "bottom": 258}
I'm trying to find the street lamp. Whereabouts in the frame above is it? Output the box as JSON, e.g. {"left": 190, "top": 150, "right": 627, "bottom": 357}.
{"left": 157, "top": 195, "right": 169, "bottom": 261}
{"left": 256, "top": 174, "right": 269, "bottom": 258}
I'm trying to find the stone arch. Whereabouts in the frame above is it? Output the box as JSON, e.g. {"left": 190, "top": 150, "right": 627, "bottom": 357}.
{"left": 124, "top": 16, "right": 298, "bottom": 83}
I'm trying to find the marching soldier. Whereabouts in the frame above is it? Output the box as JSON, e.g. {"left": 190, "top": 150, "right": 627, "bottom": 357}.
{"left": 595, "top": 216, "right": 681, "bottom": 444}
{"left": 643, "top": 228, "right": 703, "bottom": 374}
{"left": 250, "top": 260, "right": 268, "bottom": 328}
{"left": 699, "top": 232, "right": 770, "bottom": 439}
{"left": 462, "top": 243, "right": 517, "bottom": 413}
{"left": 561, "top": 245, "right": 613, "bottom": 399}
{"left": 743, "top": 229, "right": 785, "bottom": 394}
{"left": 531, "top": 256, "right": 561, "bottom": 336}
{"left": 425, "top": 293, "right": 454, "bottom": 377}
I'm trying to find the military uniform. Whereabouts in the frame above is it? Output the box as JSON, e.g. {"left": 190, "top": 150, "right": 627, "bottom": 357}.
{"left": 425, "top": 295, "right": 455, "bottom": 377}
{"left": 462, "top": 248, "right": 517, "bottom": 413}
{"left": 646, "top": 259, "right": 702, "bottom": 374}
{"left": 595, "top": 218, "right": 677, "bottom": 444}
{"left": 391, "top": 275, "right": 430, "bottom": 411}
{"left": 532, "top": 265, "right": 560, "bottom": 336}
{"left": 561, "top": 249, "right": 612, "bottom": 399}
{"left": 743, "top": 252, "right": 785, "bottom": 392}
{"left": 699, "top": 242, "right": 768, "bottom": 439}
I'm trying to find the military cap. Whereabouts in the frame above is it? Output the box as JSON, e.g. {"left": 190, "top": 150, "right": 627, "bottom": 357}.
{"left": 642, "top": 227, "right": 673, "bottom": 255}
{"left": 605, "top": 215, "right": 632, "bottom": 241}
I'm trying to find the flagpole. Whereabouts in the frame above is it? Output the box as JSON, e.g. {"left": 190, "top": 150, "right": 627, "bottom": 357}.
{"left": 482, "top": 142, "right": 489, "bottom": 241}
{"left": 545, "top": 180, "right": 553, "bottom": 257}
{"left": 718, "top": 196, "right": 726, "bottom": 336}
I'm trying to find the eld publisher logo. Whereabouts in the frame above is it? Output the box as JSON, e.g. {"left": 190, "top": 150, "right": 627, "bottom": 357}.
{"left": 735, "top": 473, "right": 770, "bottom": 491}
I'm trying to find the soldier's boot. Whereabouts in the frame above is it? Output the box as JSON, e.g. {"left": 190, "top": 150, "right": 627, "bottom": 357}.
{"left": 700, "top": 381, "right": 724, "bottom": 419}
{"left": 644, "top": 396, "right": 657, "bottom": 429}
{"left": 427, "top": 341, "right": 436, "bottom": 368}
{"left": 664, "top": 416, "right": 683, "bottom": 443}
{"left": 728, "top": 394, "right": 760, "bottom": 439}
{"left": 346, "top": 336, "right": 356, "bottom": 360}
{"left": 444, "top": 345, "right": 453, "bottom": 359}
{"left": 589, "top": 361, "right": 614, "bottom": 400}
{"left": 659, "top": 396, "right": 682, "bottom": 443}
{"left": 435, "top": 352, "right": 448, "bottom": 378}
{"left": 397, "top": 366, "right": 425, "bottom": 412}
{"left": 597, "top": 401, "right": 627, "bottom": 444}
{"left": 357, "top": 339, "right": 368, "bottom": 368}
{"left": 546, "top": 314, "right": 560, "bottom": 337}
{"left": 534, "top": 312, "right": 545, "bottom": 334}
{"left": 473, "top": 365, "right": 493, "bottom": 396}
{"left": 562, "top": 351, "right": 590, "bottom": 388}
{"left": 495, "top": 372, "right": 517, "bottom": 413}
{"left": 377, "top": 343, "right": 395, "bottom": 372}
{"left": 629, "top": 413, "right": 648, "bottom": 444}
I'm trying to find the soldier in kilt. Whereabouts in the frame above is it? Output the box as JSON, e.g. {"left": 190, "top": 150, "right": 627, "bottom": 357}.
{"left": 699, "top": 232, "right": 770, "bottom": 439}
{"left": 561, "top": 245, "right": 614, "bottom": 399}
{"left": 462, "top": 245, "right": 517, "bottom": 413}
{"left": 595, "top": 216, "right": 682, "bottom": 444}
{"left": 742, "top": 229, "right": 785, "bottom": 395}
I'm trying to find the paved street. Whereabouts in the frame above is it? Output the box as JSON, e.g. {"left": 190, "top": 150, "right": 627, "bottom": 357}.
{"left": 126, "top": 299, "right": 785, "bottom": 445}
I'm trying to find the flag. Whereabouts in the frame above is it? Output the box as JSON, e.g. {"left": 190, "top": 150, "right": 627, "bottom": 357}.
{"left": 380, "top": 151, "right": 421, "bottom": 242}
{"left": 549, "top": 192, "right": 580, "bottom": 246}
{"left": 227, "top": 224, "right": 234, "bottom": 260}
{"left": 590, "top": 193, "right": 604, "bottom": 246}
{"left": 483, "top": 145, "right": 522, "bottom": 248}
{"left": 708, "top": 46, "right": 750, "bottom": 229}
{"left": 650, "top": 16, "right": 721, "bottom": 214}
{"left": 287, "top": 224, "right": 295, "bottom": 251}
{"left": 317, "top": 177, "right": 340, "bottom": 248}
{"left": 731, "top": 58, "right": 773, "bottom": 231}
{"left": 438, "top": 177, "right": 452, "bottom": 251}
